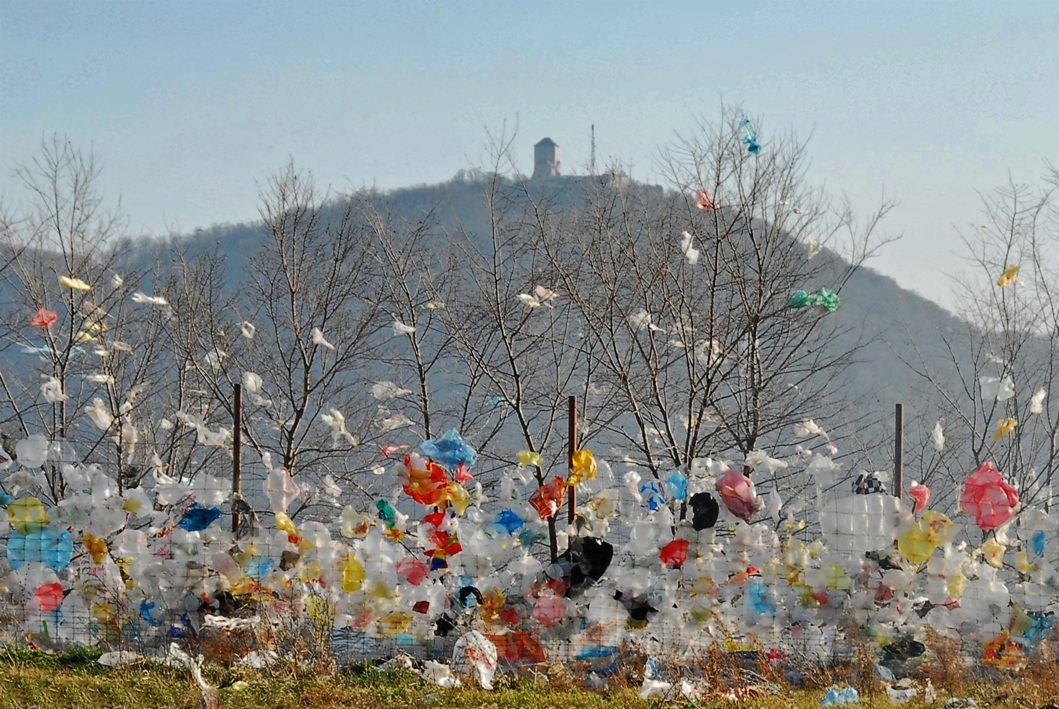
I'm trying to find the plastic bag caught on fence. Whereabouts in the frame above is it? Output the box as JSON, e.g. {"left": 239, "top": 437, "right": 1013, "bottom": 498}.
{"left": 961, "top": 462, "right": 1019, "bottom": 530}
{"left": 979, "top": 375, "right": 1015, "bottom": 402}
{"left": 451, "top": 630, "right": 498, "bottom": 689}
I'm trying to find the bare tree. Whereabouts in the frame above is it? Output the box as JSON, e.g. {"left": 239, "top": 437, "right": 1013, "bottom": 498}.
{"left": 540, "top": 108, "right": 896, "bottom": 515}
{"left": 0, "top": 137, "right": 169, "bottom": 497}
{"left": 206, "top": 162, "right": 389, "bottom": 514}
{"left": 903, "top": 172, "right": 1059, "bottom": 513}
{"left": 356, "top": 193, "right": 459, "bottom": 442}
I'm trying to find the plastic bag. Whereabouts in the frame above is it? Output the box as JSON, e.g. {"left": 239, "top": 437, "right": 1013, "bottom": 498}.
{"left": 371, "top": 381, "right": 411, "bottom": 401}
{"left": 15, "top": 435, "right": 50, "bottom": 469}
{"left": 680, "top": 231, "right": 700, "bottom": 265}
{"left": 311, "top": 326, "right": 335, "bottom": 350}
{"left": 820, "top": 686, "right": 859, "bottom": 706}
{"left": 715, "top": 469, "right": 758, "bottom": 522}
{"left": 7, "top": 497, "right": 49, "bottom": 534}
{"left": 694, "top": 189, "right": 715, "bottom": 210}
{"left": 7, "top": 528, "right": 73, "bottom": 571}
{"left": 897, "top": 511, "right": 952, "bottom": 564}
{"left": 979, "top": 375, "right": 1015, "bottom": 402}
{"left": 740, "top": 116, "right": 762, "bottom": 154}
{"left": 517, "top": 450, "right": 542, "bottom": 468}
{"left": 556, "top": 537, "right": 613, "bottom": 594}
{"left": 264, "top": 466, "right": 300, "bottom": 514}
{"left": 569, "top": 449, "right": 597, "bottom": 486}
{"left": 997, "top": 265, "right": 1019, "bottom": 287}
{"left": 492, "top": 509, "right": 524, "bottom": 535}
{"left": 1030, "top": 388, "right": 1046, "bottom": 414}
{"left": 28, "top": 308, "right": 58, "bottom": 328}
{"left": 340, "top": 553, "right": 366, "bottom": 592}
{"left": 34, "top": 581, "right": 64, "bottom": 612}
{"left": 659, "top": 539, "right": 689, "bottom": 568}
{"left": 58, "top": 275, "right": 91, "bottom": 291}
{"left": 178, "top": 504, "right": 222, "bottom": 532}
{"left": 788, "top": 288, "right": 840, "bottom": 312}
{"left": 689, "top": 492, "right": 719, "bottom": 530}
{"left": 421, "top": 428, "right": 478, "bottom": 470}
{"left": 993, "top": 417, "right": 1017, "bottom": 441}
{"left": 529, "top": 478, "right": 566, "bottom": 520}
{"left": 960, "top": 462, "right": 1019, "bottom": 530}
{"left": 400, "top": 453, "right": 450, "bottom": 506}
{"left": 665, "top": 471, "right": 688, "bottom": 501}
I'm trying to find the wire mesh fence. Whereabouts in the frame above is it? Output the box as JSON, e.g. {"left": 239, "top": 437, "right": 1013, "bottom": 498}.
{"left": 1, "top": 441, "right": 1056, "bottom": 688}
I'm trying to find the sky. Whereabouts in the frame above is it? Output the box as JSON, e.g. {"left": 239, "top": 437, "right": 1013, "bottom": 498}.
{"left": 2, "top": 1, "right": 1057, "bottom": 312}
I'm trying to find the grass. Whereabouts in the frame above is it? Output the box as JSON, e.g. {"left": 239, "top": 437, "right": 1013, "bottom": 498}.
{"left": 0, "top": 645, "right": 1057, "bottom": 709}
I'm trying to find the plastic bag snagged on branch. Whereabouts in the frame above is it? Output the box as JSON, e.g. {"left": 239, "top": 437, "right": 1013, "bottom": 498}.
{"left": 529, "top": 478, "right": 566, "bottom": 520}
{"left": 997, "top": 265, "right": 1019, "bottom": 288}
{"left": 740, "top": 116, "right": 762, "bottom": 154}
{"left": 421, "top": 428, "right": 478, "bottom": 471}
{"left": 908, "top": 481, "right": 931, "bottom": 513}
{"left": 264, "top": 467, "right": 300, "bottom": 514}
{"left": 694, "top": 189, "right": 716, "bottom": 210}
{"left": 517, "top": 450, "right": 542, "bottom": 468}
{"left": 568, "top": 449, "right": 597, "bottom": 486}
{"left": 28, "top": 308, "right": 58, "bottom": 328}
{"left": 979, "top": 375, "right": 1015, "bottom": 402}
{"left": 993, "top": 417, "right": 1017, "bottom": 441}
{"left": 787, "top": 288, "right": 840, "bottom": 313}
{"left": 58, "top": 275, "right": 91, "bottom": 291}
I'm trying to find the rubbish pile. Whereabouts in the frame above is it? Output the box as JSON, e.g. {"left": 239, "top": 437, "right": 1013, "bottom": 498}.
{"left": 2, "top": 424, "right": 1057, "bottom": 686}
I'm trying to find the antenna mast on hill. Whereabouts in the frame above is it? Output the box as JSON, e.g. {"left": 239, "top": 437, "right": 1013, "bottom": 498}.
{"left": 590, "top": 124, "right": 596, "bottom": 175}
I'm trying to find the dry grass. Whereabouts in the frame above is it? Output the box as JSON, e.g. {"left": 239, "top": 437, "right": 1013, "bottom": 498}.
{"left": 2, "top": 642, "right": 1058, "bottom": 709}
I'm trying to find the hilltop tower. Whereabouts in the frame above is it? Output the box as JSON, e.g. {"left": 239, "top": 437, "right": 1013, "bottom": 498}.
{"left": 532, "top": 137, "right": 560, "bottom": 179}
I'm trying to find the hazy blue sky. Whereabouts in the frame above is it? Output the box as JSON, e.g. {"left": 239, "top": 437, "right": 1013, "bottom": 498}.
{"left": 2, "top": 1, "right": 1057, "bottom": 311}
